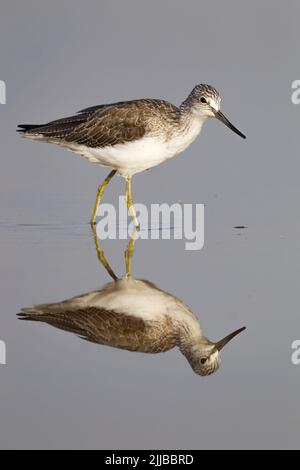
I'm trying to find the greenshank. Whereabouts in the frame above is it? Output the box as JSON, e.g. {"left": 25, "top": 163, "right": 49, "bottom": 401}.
{"left": 18, "top": 85, "right": 246, "bottom": 228}
{"left": 19, "top": 230, "right": 246, "bottom": 376}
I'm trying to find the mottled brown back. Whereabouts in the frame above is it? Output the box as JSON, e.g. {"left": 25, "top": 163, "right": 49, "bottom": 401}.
{"left": 19, "top": 306, "right": 178, "bottom": 353}
{"left": 18, "top": 99, "right": 180, "bottom": 148}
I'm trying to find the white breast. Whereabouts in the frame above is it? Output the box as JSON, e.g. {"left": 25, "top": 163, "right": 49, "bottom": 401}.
{"left": 165, "top": 118, "right": 204, "bottom": 156}
{"left": 86, "top": 279, "right": 178, "bottom": 321}
{"left": 77, "top": 279, "right": 202, "bottom": 335}
{"left": 63, "top": 118, "right": 204, "bottom": 178}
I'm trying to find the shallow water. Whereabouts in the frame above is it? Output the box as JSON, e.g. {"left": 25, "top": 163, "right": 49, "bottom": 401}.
{"left": 1, "top": 0, "right": 300, "bottom": 450}
{"left": 0, "top": 196, "right": 299, "bottom": 449}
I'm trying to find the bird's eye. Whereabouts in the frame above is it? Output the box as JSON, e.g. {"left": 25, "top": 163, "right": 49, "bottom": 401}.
{"left": 200, "top": 97, "right": 208, "bottom": 104}
{"left": 201, "top": 358, "right": 208, "bottom": 365}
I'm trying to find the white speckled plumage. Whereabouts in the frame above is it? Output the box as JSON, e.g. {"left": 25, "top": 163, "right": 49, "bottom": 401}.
{"left": 20, "top": 275, "right": 246, "bottom": 377}
{"left": 18, "top": 85, "right": 246, "bottom": 225}
{"left": 18, "top": 85, "right": 245, "bottom": 177}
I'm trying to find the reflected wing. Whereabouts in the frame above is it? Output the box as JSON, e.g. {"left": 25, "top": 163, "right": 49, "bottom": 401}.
{"left": 19, "top": 306, "right": 149, "bottom": 352}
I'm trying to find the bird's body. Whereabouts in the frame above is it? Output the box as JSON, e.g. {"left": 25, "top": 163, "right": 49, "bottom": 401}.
{"left": 20, "top": 278, "right": 200, "bottom": 354}
{"left": 20, "top": 276, "right": 245, "bottom": 376}
{"left": 19, "top": 99, "right": 204, "bottom": 177}
{"left": 18, "top": 85, "right": 246, "bottom": 226}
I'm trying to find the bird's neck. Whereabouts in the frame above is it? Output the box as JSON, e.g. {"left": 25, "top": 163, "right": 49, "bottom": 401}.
{"left": 179, "top": 101, "right": 207, "bottom": 134}
{"left": 179, "top": 333, "right": 211, "bottom": 372}
{"left": 176, "top": 318, "right": 205, "bottom": 356}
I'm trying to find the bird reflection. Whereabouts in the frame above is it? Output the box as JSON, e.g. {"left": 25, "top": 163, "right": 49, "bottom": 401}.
{"left": 20, "top": 229, "right": 246, "bottom": 376}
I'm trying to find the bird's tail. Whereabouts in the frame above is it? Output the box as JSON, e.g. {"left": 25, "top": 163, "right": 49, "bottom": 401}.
{"left": 18, "top": 306, "right": 46, "bottom": 321}
{"left": 17, "top": 113, "right": 87, "bottom": 140}
{"left": 17, "top": 124, "right": 45, "bottom": 134}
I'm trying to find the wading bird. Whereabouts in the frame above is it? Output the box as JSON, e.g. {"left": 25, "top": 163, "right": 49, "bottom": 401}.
{"left": 19, "top": 231, "right": 246, "bottom": 376}
{"left": 18, "top": 84, "right": 246, "bottom": 229}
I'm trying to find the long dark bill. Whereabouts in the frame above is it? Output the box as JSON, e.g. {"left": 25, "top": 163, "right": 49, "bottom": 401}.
{"left": 214, "top": 327, "right": 247, "bottom": 352}
{"left": 215, "top": 110, "right": 246, "bottom": 139}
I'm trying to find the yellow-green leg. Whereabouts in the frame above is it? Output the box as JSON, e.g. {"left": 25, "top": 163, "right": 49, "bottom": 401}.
{"left": 126, "top": 176, "right": 140, "bottom": 230}
{"left": 90, "top": 170, "right": 117, "bottom": 225}
{"left": 125, "top": 230, "right": 138, "bottom": 278}
{"left": 91, "top": 225, "right": 118, "bottom": 281}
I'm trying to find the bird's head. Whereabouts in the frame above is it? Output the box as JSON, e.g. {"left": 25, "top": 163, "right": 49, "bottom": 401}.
{"left": 188, "top": 327, "right": 246, "bottom": 376}
{"left": 185, "top": 84, "right": 246, "bottom": 139}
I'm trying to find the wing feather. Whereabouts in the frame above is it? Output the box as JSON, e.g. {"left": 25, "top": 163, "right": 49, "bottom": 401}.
{"left": 19, "top": 306, "right": 148, "bottom": 351}
{"left": 18, "top": 99, "right": 178, "bottom": 147}
{"left": 65, "top": 103, "right": 148, "bottom": 147}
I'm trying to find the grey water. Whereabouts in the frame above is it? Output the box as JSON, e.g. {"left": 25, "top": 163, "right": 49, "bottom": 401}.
{"left": 0, "top": 0, "right": 300, "bottom": 450}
